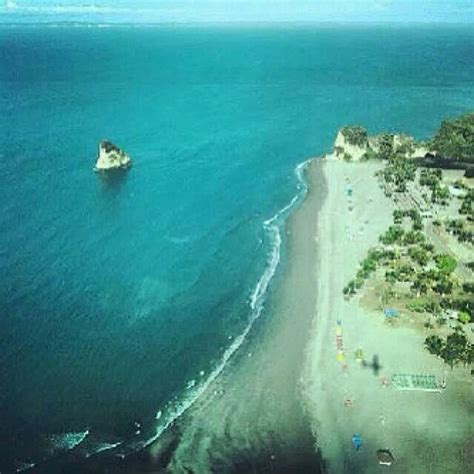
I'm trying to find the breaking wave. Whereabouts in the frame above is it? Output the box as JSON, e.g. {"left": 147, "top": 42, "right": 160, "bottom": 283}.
{"left": 49, "top": 430, "right": 90, "bottom": 453}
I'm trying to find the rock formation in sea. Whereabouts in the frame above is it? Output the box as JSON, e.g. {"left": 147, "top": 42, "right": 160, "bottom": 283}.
{"left": 94, "top": 140, "right": 131, "bottom": 171}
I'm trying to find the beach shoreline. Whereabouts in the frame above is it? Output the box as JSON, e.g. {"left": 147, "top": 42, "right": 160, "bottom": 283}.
{"left": 62, "top": 158, "right": 328, "bottom": 473}
{"left": 151, "top": 158, "right": 329, "bottom": 472}
{"left": 303, "top": 158, "right": 473, "bottom": 473}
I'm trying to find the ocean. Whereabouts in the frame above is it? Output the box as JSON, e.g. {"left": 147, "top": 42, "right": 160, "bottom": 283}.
{"left": 1, "top": 24, "right": 473, "bottom": 472}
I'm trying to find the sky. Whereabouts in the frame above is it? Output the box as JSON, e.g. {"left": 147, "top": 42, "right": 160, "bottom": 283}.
{"left": 1, "top": 0, "right": 473, "bottom": 24}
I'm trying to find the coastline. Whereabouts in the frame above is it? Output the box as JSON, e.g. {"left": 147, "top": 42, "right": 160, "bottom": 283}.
{"left": 157, "top": 158, "right": 328, "bottom": 472}
{"left": 61, "top": 158, "right": 327, "bottom": 473}
{"left": 303, "top": 158, "right": 473, "bottom": 473}
{"left": 29, "top": 157, "right": 324, "bottom": 474}
{"left": 37, "top": 156, "right": 472, "bottom": 474}
{"left": 127, "top": 158, "right": 328, "bottom": 472}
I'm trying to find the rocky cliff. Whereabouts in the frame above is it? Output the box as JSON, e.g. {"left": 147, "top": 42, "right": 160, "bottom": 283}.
{"left": 94, "top": 140, "right": 131, "bottom": 171}
{"left": 325, "top": 126, "right": 430, "bottom": 162}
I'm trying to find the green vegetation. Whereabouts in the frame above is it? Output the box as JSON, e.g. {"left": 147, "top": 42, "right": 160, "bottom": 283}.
{"left": 419, "top": 168, "right": 450, "bottom": 205}
{"left": 341, "top": 126, "right": 368, "bottom": 147}
{"left": 408, "top": 246, "right": 430, "bottom": 266}
{"left": 383, "top": 162, "right": 416, "bottom": 192}
{"left": 407, "top": 299, "right": 440, "bottom": 314}
{"left": 101, "top": 140, "right": 122, "bottom": 154}
{"left": 445, "top": 219, "right": 473, "bottom": 245}
{"left": 458, "top": 311, "right": 471, "bottom": 324}
{"left": 342, "top": 247, "right": 397, "bottom": 296}
{"left": 459, "top": 189, "right": 474, "bottom": 219}
{"left": 379, "top": 225, "right": 404, "bottom": 245}
{"left": 340, "top": 113, "right": 474, "bottom": 370}
{"left": 435, "top": 254, "right": 457, "bottom": 274}
{"left": 361, "top": 147, "right": 377, "bottom": 161}
{"left": 431, "top": 184, "right": 450, "bottom": 205}
{"left": 379, "top": 226, "right": 425, "bottom": 246}
{"left": 432, "top": 113, "right": 474, "bottom": 162}
{"left": 376, "top": 133, "right": 395, "bottom": 161}
{"left": 385, "top": 263, "right": 415, "bottom": 284}
{"left": 393, "top": 208, "right": 423, "bottom": 230}
{"left": 440, "top": 297, "right": 473, "bottom": 322}
{"left": 403, "top": 230, "right": 425, "bottom": 245}
{"left": 396, "top": 135, "right": 416, "bottom": 157}
{"left": 419, "top": 168, "right": 442, "bottom": 186}
{"left": 425, "top": 331, "right": 473, "bottom": 369}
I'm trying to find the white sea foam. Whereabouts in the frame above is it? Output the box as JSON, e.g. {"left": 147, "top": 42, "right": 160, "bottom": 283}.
{"left": 15, "top": 462, "right": 35, "bottom": 473}
{"left": 50, "top": 430, "right": 89, "bottom": 451}
{"left": 84, "top": 441, "right": 122, "bottom": 458}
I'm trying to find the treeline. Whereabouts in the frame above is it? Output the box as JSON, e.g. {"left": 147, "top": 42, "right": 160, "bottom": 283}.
{"left": 418, "top": 113, "right": 474, "bottom": 177}
{"left": 425, "top": 331, "right": 473, "bottom": 369}
{"left": 343, "top": 112, "right": 474, "bottom": 176}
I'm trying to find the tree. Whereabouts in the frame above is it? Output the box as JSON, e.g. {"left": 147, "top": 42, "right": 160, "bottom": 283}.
{"left": 435, "top": 254, "right": 457, "bottom": 274}
{"left": 425, "top": 335, "right": 444, "bottom": 356}
{"left": 433, "top": 276, "right": 454, "bottom": 295}
{"left": 458, "top": 311, "right": 471, "bottom": 324}
{"left": 377, "top": 133, "right": 395, "bottom": 161}
{"left": 403, "top": 230, "right": 425, "bottom": 245}
{"left": 432, "top": 113, "right": 474, "bottom": 162}
{"left": 412, "top": 273, "right": 430, "bottom": 294}
{"left": 341, "top": 126, "right": 368, "bottom": 147}
{"left": 441, "top": 331, "right": 469, "bottom": 368}
{"left": 408, "top": 246, "right": 430, "bottom": 266}
{"left": 343, "top": 280, "right": 357, "bottom": 296}
{"left": 462, "top": 282, "right": 474, "bottom": 294}
{"left": 380, "top": 226, "right": 404, "bottom": 245}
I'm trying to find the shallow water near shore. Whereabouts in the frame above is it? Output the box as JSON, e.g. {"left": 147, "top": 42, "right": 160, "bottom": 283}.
{"left": 1, "top": 24, "right": 474, "bottom": 472}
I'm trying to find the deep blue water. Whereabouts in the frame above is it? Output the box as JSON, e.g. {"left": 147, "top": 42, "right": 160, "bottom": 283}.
{"left": 1, "top": 24, "right": 473, "bottom": 471}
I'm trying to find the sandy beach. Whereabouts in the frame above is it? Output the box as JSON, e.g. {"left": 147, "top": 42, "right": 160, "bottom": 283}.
{"left": 78, "top": 157, "right": 472, "bottom": 474}
{"left": 304, "top": 159, "right": 473, "bottom": 473}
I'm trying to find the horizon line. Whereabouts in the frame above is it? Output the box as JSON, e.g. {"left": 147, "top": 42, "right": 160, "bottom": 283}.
{"left": 0, "top": 19, "right": 472, "bottom": 27}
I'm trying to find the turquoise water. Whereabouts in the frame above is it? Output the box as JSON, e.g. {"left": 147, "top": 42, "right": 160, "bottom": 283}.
{"left": 1, "top": 24, "right": 473, "bottom": 471}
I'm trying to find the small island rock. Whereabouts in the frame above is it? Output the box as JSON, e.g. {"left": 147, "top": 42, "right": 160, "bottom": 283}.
{"left": 95, "top": 140, "right": 131, "bottom": 171}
